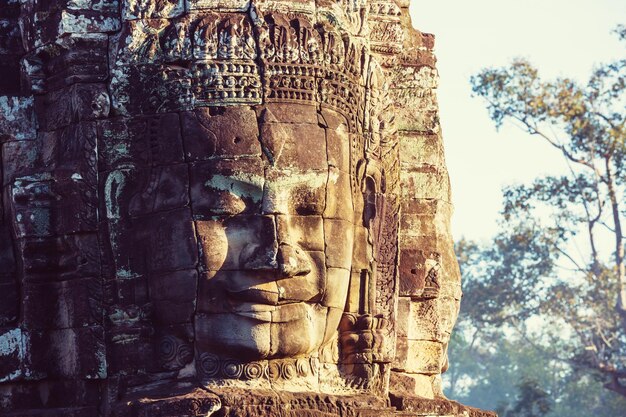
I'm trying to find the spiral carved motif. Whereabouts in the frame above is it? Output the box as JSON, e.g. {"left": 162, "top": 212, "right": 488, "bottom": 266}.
{"left": 158, "top": 335, "right": 193, "bottom": 369}
{"left": 266, "top": 361, "right": 281, "bottom": 380}
{"left": 198, "top": 356, "right": 316, "bottom": 381}
{"left": 310, "top": 357, "right": 319, "bottom": 376}
{"left": 222, "top": 360, "right": 243, "bottom": 379}
{"left": 296, "top": 358, "right": 309, "bottom": 377}
{"left": 281, "top": 361, "right": 296, "bottom": 380}
{"left": 177, "top": 343, "right": 194, "bottom": 364}
{"left": 158, "top": 335, "right": 178, "bottom": 363}
{"left": 199, "top": 352, "right": 220, "bottom": 378}
{"left": 243, "top": 362, "right": 264, "bottom": 380}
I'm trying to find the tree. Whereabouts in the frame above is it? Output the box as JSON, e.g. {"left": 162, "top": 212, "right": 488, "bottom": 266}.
{"left": 444, "top": 294, "right": 626, "bottom": 417}
{"left": 501, "top": 379, "right": 553, "bottom": 417}
{"left": 466, "top": 25, "right": 626, "bottom": 397}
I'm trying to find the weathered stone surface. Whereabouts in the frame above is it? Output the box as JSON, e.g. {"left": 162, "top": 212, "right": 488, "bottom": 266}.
{"left": 0, "top": 0, "right": 492, "bottom": 416}
{"left": 27, "top": 326, "right": 106, "bottom": 379}
{"left": 396, "top": 296, "right": 458, "bottom": 343}
{"left": 0, "top": 327, "right": 25, "bottom": 382}
{"left": 19, "top": 233, "right": 101, "bottom": 282}
{"left": 97, "top": 113, "right": 185, "bottom": 171}
{"left": 390, "top": 392, "right": 497, "bottom": 417}
{"left": 23, "top": 277, "right": 102, "bottom": 330}
{"left": 182, "top": 107, "right": 261, "bottom": 161}
{"left": 189, "top": 158, "right": 264, "bottom": 217}
{"left": 0, "top": 97, "right": 36, "bottom": 141}
{"left": 393, "top": 338, "right": 445, "bottom": 375}
{"left": 0, "top": 380, "right": 102, "bottom": 414}
{"left": 35, "top": 84, "right": 110, "bottom": 131}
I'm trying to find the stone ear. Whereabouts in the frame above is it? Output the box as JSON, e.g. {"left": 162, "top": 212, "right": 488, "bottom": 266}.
{"left": 356, "top": 159, "right": 367, "bottom": 192}
{"left": 357, "top": 159, "right": 382, "bottom": 194}
{"left": 357, "top": 159, "right": 384, "bottom": 228}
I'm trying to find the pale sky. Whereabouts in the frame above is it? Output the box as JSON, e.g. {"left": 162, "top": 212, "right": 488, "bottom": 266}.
{"left": 408, "top": 0, "right": 626, "bottom": 241}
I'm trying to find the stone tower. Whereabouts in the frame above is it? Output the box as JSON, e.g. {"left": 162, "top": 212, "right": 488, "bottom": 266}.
{"left": 0, "top": 0, "right": 493, "bottom": 416}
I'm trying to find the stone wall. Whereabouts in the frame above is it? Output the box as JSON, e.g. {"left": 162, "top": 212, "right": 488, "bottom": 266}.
{"left": 390, "top": 6, "right": 461, "bottom": 399}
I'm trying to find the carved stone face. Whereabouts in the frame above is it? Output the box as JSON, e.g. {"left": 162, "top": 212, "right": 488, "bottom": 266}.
{"left": 182, "top": 104, "right": 353, "bottom": 361}
{"left": 98, "top": 4, "right": 375, "bottom": 384}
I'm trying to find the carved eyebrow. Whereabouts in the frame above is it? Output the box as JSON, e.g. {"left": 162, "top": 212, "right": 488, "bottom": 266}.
{"left": 264, "top": 171, "right": 331, "bottom": 188}
{"left": 205, "top": 174, "right": 264, "bottom": 201}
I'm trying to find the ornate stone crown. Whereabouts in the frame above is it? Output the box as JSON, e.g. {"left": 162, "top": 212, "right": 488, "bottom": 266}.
{"left": 109, "top": 6, "right": 377, "bottom": 131}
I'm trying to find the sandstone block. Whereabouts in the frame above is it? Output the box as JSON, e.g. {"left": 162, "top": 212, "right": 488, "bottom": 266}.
{"left": 186, "top": 0, "right": 250, "bottom": 11}
{"left": 396, "top": 297, "right": 458, "bottom": 343}
{"left": 0, "top": 96, "right": 36, "bottom": 141}
{"left": 58, "top": 9, "right": 121, "bottom": 36}
{"left": 134, "top": 208, "right": 198, "bottom": 273}
{"left": 393, "top": 338, "right": 444, "bottom": 375}
{"left": 127, "top": 113, "right": 185, "bottom": 166}
{"left": 400, "top": 167, "right": 451, "bottom": 202}
{"left": 2, "top": 140, "right": 39, "bottom": 186}
{"left": 195, "top": 312, "right": 271, "bottom": 359}
{"left": 324, "top": 167, "right": 354, "bottom": 221}
{"left": 0, "top": 282, "right": 18, "bottom": 325}
{"left": 123, "top": 0, "right": 185, "bottom": 20}
{"left": 109, "top": 64, "right": 193, "bottom": 115}
{"left": 0, "top": 379, "right": 102, "bottom": 413}
{"left": 149, "top": 269, "right": 198, "bottom": 325}
{"left": 127, "top": 164, "right": 190, "bottom": 217}
{"left": 19, "top": 233, "right": 101, "bottom": 283}
{"left": 264, "top": 123, "right": 327, "bottom": 171}
{"left": 10, "top": 175, "right": 98, "bottom": 237}
{"left": 182, "top": 107, "right": 261, "bottom": 161}
{"left": 106, "top": 325, "right": 155, "bottom": 375}
{"left": 23, "top": 277, "right": 102, "bottom": 330}
{"left": 27, "top": 326, "right": 106, "bottom": 379}
{"left": 259, "top": 103, "right": 319, "bottom": 124}
{"left": 324, "top": 218, "right": 354, "bottom": 270}
{"left": 154, "top": 323, "right": 194, "bottom": 370}
{"left": 389, "top": 371, "right": 437, "bottom": 400}
{"left": 36, "top": 84, "right": 110, "bottom": 131}
{"left": 399, "top": 133, "right": 444, "bottom": 170}
{"left": 196, "top": 215, "right": 275, "bottom": 271}
{"left": 277, "top": 215, "right": 324, "bottom": 251}
{"left": 262, "top": 168, "right": 327, "bottom": 215}
{"left": 321, "top": 267, "right": 351, "bottom": 309}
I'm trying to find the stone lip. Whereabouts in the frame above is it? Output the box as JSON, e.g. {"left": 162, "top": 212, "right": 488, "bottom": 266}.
{"left": 112, "top": 386, "right": 496, "bottom": 417}
{"left": 390, "top": 393, "right": 497, "bottom": 417}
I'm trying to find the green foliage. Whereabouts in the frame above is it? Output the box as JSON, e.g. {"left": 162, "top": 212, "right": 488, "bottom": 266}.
{"left": 457, "top": 225, "right": 558, "bottom": 327}
{"left": 445, "top": 283, "right": 626, "bottom": 416}
{"left": 455, "top": 25, "right": 626, "bottom": 404}
{"left": 502, "top": 379, "right": 552, "bottom": 417}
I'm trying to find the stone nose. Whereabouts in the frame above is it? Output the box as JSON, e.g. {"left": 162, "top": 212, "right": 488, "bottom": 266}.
{"left": 241, "top": 242, "right": 311, "bottom": 277}
{"left": 276, "top": 243, "right": 311, "bottom": 277}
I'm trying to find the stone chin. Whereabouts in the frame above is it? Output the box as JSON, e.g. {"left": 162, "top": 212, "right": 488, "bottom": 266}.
{"left": 195, "top": 302, "right": 332, "bottom": 360}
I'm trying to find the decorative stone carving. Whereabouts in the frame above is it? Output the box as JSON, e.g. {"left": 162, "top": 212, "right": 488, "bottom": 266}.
{"left": 0, "top": 0, "right": 494, "bottom": 416}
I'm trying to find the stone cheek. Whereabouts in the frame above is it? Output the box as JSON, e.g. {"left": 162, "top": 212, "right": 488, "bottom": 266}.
{"left": 0, "top": 1, "right": 490, "bottom": 416}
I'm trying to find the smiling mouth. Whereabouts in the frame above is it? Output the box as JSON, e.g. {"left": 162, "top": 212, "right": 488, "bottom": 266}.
{"left": 226, "top": 287, "right": 317, "bottom": 306}
{"left": 227, "top": 287, "right": 280, "bottom": 305}
{"left": 224, "top": 285, "right": 318, "bottom": 323}
{"left": 223, "top": 277, "right": 321, "bottom": 305}
{"left": 228, "top": 300, "right": 312, "bottom": 322}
